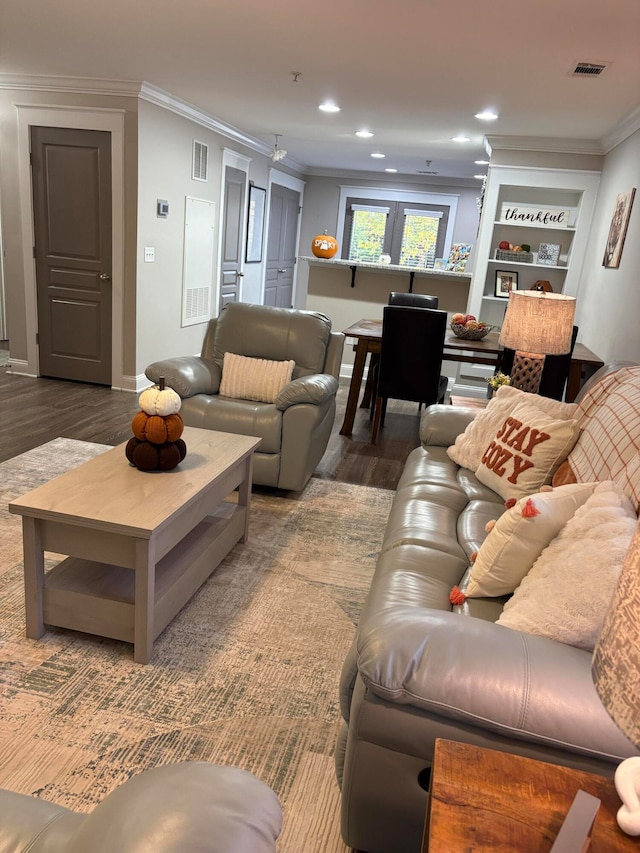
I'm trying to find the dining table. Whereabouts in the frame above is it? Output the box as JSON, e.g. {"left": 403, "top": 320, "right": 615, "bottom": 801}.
{"left": 339, "top": 318, "right": 604, "bottom": 436}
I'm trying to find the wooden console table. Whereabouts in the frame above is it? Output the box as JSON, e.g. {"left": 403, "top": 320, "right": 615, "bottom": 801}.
{"left": 425, "top": 739, "right": 637, "bottom": 852}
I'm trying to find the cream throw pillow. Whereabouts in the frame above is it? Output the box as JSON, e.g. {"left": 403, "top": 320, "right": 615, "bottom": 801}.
{"left": 475, "top": 399, "right": 580, "bottom": 500}
{"left": 465, "top": 482, "right": 598, "bottom": 598}
{"left": 219, "top": 353, "right": 294, "bottom": 403}
{"left": 497, "top": 481, "right": 637, "bottom": 650}
{"left": 446, "top": 385, "right": 577, "bottom": 472}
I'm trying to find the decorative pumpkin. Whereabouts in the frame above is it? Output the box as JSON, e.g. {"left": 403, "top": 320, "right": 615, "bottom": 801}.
{"left": 139, "top": 376, "right": 181, "bottom": 416}
{"left": 531, "top": 280, "right": 553, "bottom": 293}
{"left": 131, "top": 411, "right": 184, "bottom": 444}
{"left": 311, "top": 231, "right": 338, "bottom": 259}
{"left": 125, "top": 437, "right": 187, "bottom": 471}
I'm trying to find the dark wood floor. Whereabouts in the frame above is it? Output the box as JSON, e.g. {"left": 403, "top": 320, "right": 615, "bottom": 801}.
{"left": 0, "top": 359, "right": 422, "bottom": 490}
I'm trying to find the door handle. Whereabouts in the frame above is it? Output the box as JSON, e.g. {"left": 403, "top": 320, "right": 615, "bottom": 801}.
{"left": 99, "top": 273, "right": 111, "bottom": 281}
{"left": 278, "top": 268, "right": 287, "bottom": 273}
{"left": 236, "top": 272, "right": 244, "bottom": 277}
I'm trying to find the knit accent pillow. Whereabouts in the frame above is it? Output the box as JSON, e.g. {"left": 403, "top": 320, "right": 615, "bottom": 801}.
{"left": 475, "top": 400, "right": 580, "bottom": 501}
{"left": 497, "top": 481, "right": 637, "bottom": 650}
{"left": 447, "top": 384, "right": 577, "bottom": 472}
{"left": 219, "top": 353, "right": 294, "bottom": 403}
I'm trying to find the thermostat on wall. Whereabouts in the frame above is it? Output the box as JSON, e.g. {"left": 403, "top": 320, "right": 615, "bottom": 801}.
{"left": 157, "top": 199, "right": 169, "bottom": 217}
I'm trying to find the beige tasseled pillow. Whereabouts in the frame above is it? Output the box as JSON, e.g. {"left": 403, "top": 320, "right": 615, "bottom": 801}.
{"left": 219, "top": 353, "right": 294, "bottom": 403}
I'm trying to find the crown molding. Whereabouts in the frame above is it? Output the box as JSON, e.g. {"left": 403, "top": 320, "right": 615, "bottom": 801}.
{"left": 0, "top": 73, "right": 306, "bottom": 173}
{"left": 602, "top": 105, "right": 640, "bottom": 153}
{"left": 484, "top": 134, "right": 604, "bottom": 156}
{"left": 0, "top": 73, "right": 142, "bottom": 97}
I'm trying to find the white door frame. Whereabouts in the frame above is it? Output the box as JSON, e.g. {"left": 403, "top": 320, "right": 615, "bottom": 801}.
{"left": 15, "top": 104, "right": 126, "bottom": 387}
{"left": 265, "top": 169, "right": 305, "bottom": 307}
{"left": 216, "top": 148, "right": 251, "bottom": 311}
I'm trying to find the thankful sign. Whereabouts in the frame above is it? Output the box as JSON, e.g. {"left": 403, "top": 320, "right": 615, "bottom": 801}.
{"left": 500, "top": 203, "right": 572, "bottom": 227}
{"left": 480, "top": 415, "right": 550, "bottom": 485}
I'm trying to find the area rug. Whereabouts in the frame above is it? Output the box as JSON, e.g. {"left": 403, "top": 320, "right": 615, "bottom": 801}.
{"left": 0, "top": 438, "right": 394, "bottom": 850}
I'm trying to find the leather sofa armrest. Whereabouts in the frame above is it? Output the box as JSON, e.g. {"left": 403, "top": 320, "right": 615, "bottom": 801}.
{"left": 419, "top": 405, "right": 478, "bottom": 448}
{"left": 357, "top": 608, "right": 635, "bottom": 759}
{"left": 145, "top": 357, "right": 221, "bottom": 398}
{"left": 275, "top": 374, "right": 338, "bottom": 411}
{"left": 67, "top": 763, "right": 282, "bottom": 852}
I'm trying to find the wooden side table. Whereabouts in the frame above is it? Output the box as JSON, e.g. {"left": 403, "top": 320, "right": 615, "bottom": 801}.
{"left": 424, "top": 739, "right": 637, "bottom": 852}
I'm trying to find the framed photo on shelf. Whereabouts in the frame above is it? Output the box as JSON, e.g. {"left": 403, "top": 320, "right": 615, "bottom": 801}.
{"left": 494, "top": 270, "right": 518, "bottom": 298}
{"left": 537, "top": 242, "right": 562, "bottom": 266}
{"left": 245, "top": 184, "right": 266, "bottom": 263}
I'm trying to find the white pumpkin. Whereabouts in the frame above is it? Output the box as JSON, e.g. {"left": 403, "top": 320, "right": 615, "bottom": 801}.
{"left": 139, "top": 377, "right": 181, "bottom": 416}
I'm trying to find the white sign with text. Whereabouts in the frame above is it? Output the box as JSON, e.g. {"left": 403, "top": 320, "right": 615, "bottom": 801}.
{"left": 500, "top": 203, "right": 573, "bottom": 228}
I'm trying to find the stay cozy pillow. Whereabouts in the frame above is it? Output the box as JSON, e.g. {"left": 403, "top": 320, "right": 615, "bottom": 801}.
{"left": 219, "top": 352, "right": 294, "bottom": 403}
{"left": 475, "top": 399, "right": 580, "bottom": 500}
{"left": 497, "top": 481, "right": 637, "bottom": 650}
{"left": 464, "top": 482, "right": 598, "bottom": 598}
{"left": 446, "top": 384, "right": 577, "bottom": 472}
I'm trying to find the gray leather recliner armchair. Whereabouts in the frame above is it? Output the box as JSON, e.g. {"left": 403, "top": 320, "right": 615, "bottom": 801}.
{"left": 0, "top": 762, "right": 282, "bottom": 852}
{"left": 145, "top": 302, "right": 345, "bottom": 491}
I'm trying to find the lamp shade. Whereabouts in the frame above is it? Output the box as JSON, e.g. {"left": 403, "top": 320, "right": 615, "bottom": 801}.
{"left": 499, "top": 291, "right": 576, "bottom": 355}
{"left": 592, "top": 517, "right": 640, "bottom": 748}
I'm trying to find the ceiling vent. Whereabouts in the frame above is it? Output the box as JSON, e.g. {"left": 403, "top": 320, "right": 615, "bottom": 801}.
{"left": 569, "top": 61, "right": 609, "bottom": 77}
{"left": 417, "top": 170, "right": 438, "bottom": 175}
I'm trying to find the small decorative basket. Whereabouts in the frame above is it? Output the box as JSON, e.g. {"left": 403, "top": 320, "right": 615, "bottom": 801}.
{"left": 495, "top": 249, "right": 534, "bottom": 263}
{"left": 450, "top": 322, "right": 492, "bottom": 341}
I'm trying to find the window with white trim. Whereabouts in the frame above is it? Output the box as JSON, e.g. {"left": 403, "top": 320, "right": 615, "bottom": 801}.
{"left": 342, "top": 198, "right": 449, "bottom": 267}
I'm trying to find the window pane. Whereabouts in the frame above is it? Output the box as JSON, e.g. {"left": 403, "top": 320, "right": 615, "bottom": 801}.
{"left": 399, "top": 214, "right": 440, "bottom": 267}
{"left": 348, "top": 209, "right": 387, "bottom": 262}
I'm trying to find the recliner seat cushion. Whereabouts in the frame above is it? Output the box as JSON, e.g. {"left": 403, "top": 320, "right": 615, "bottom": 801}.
{"left": 181, "top": 395, "right": 282, "bottom": 453}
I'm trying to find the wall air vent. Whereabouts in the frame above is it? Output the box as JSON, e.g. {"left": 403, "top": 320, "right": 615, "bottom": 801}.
{"left": 192, "top": 140, "right": 208, "bottom": 182}
{"left": 569, "top": 61, "right": 609, "bottom": 77}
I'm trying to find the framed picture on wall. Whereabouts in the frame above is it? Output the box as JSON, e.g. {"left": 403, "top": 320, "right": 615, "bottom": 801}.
{"left": 603, "top": 188, "right": 636, "bottom": 269}
{"left": 495, "top": 270, "right": 518, "bottom": 298}
{"left": 246, "top": 184, "right": 266, "bottom": 263}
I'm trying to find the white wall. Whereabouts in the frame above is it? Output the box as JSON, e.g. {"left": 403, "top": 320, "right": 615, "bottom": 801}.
{"left": 575, "top": 129, "right": 640, "bottom": 363}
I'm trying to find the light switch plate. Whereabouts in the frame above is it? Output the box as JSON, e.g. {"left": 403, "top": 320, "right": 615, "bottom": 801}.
{"left": 144, "top": 247, "right": 155, "bottom": 263}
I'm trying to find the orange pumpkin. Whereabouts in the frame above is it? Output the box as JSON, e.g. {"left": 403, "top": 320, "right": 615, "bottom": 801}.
{"left": 311, "top": 231, "right": 338, "bottom": 259}
{"left": 131, "top": 411, "right": 184, "bottom": 444}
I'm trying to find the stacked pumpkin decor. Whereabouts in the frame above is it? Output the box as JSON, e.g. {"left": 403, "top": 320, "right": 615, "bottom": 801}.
{"left": 126, "top": 377, "right": 187, "bottom": 471}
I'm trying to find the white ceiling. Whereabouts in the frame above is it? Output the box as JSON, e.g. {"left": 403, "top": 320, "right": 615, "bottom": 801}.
{"left": 1, "top": 0, "right": 639, "bottom": 181}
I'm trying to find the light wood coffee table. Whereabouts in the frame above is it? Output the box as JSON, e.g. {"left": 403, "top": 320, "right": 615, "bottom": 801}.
{"left": 9, "top": 427, "right": 261, "bottom": 663}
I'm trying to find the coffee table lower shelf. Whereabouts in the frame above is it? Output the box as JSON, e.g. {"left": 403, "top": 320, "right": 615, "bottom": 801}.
{"left": 42, "top": 503, "right": 244, "bottom": 646}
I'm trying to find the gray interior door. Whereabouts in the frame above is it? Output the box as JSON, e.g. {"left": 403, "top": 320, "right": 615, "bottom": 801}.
{"left": 219, "top": 166, "right": 246, "bottom": 311}
{"left": 265, "top": 184, "right": 300, "bottom": 308}
{"left": 31, "top": 126, "right": 112, "bottom": 385}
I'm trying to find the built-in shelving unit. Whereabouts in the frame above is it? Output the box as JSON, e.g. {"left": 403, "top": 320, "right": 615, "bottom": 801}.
{"left": 467, "top": 165, "right": 601, "bottom": 330}
{"left": 453, "top": 164, "right": 601, "bottom": 398}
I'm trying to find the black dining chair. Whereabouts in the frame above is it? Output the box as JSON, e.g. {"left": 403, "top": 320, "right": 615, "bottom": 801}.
{"left": 388, "top": 292, "right": 439, "bottom": 309}
{"left": 497, "top": 325, "right": 579, "bottom": 401}
{"left": 371, "top": 305, "right": 448, "bottom": 444}
{"left": 362, "top": 292, "right": 441, "bottom": 409}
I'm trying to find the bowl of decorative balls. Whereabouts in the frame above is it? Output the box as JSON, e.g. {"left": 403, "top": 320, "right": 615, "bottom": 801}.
{"left": 450, "top": 313, "right": 493, "bottom": 340}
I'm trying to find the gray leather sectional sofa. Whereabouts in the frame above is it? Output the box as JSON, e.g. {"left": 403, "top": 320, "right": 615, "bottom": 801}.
{"left": 336, "top": 364, "right": 640, "bottom": 853}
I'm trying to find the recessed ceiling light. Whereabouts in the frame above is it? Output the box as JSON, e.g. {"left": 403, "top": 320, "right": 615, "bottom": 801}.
{"left": 371, "top": 152, "right": 386, "bottom": 159}
{"left": 384, "top": 168, "right": 398, "bottom": 173}
{"left": 355, "top": 129, "right": 374, "bottom": 138}
{"left": 475, "top": 159, "right": 490, "bottom": 165}
{"left": 451, "top": 135, "right": 470, "bottom": 142}
{"left": 474, "top": 174, "right": 487, "bottom": 179}
{"left": 319, "top": 102, "right": 341, "bottom": 113}
{"left": 474, "top": 110, "right": 498, "bottom": 121}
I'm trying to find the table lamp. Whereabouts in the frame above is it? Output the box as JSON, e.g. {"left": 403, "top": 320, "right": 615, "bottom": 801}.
{"left": 499, "top": 291, "right": 576, "bottom": 394}
{"left": 592, "top": 516, "right": 640, "bottom": 836}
